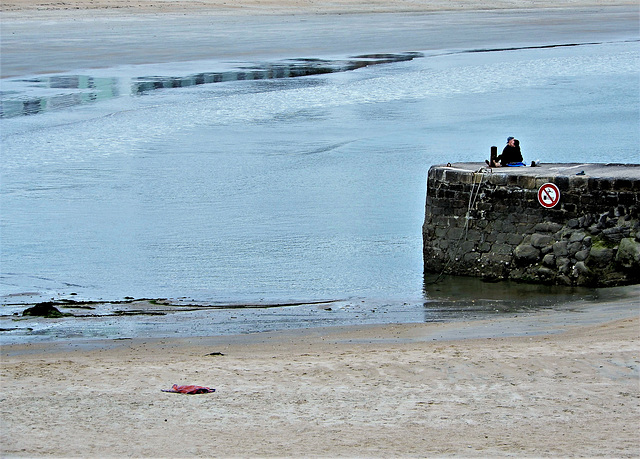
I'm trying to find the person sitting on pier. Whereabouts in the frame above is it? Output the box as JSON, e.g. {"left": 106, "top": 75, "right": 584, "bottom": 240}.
{"left": 489, "top": 136, "right": 524, "bottom": 167}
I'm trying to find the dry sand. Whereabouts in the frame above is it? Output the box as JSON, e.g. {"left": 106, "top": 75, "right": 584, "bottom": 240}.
{"left": 2, "top": 307, "right": 639, "bottom": 457}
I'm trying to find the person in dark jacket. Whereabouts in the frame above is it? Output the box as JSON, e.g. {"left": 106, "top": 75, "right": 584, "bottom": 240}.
{"left": 492, "top": 136, "right": 523, "bottom": 167}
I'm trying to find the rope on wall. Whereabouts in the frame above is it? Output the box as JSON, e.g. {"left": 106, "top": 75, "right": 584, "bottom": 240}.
{"left": 426, "top": 166, "right": 492, "bottom": 285}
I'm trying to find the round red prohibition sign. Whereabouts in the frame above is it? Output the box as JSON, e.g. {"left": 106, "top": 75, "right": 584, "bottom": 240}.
{"left": 538, "top": 183, "right": 561, "bottom": 208}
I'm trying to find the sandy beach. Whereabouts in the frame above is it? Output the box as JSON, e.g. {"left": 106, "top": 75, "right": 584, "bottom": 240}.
{"left": 2, "top": 298, "right": 639, "bottom": 457}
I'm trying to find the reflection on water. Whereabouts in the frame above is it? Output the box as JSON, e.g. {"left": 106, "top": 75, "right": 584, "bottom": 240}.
{"left": 133, "top": 53, "right": 422, "bottom": 94}
{"left": 422, "top": 275, "right": 599, "bottom": 321}
{"left": 0, "top": 53, "right": 422, "bottom": 118}
{"left": 0, "top": 75, "right": 120, "bottom": 118}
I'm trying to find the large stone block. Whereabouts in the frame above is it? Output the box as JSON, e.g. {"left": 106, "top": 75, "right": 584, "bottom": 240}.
{"left": 616, "top": 238, "right": 640, "bottom": 270}
{"left": 534, "top": 222, "right": 563, "bottom": 233}
{"left": 588, "top": 247, "right": 614, "bottom": 267}
{"left": 531, "top": 233, "right": 553, "bottom": 248}
{"left": 514, "top": 244, "right": 540, "bottom": 264}
{"left": 552, "top": 241, "right": 569, "bottom": 257}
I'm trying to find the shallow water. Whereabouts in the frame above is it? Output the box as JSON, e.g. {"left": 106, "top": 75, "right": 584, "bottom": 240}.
{"left": 2, "top": 279, "right": 633, "bottom": 346}
{"left": 0, "top": 10, "right": 639, "bottom": 342}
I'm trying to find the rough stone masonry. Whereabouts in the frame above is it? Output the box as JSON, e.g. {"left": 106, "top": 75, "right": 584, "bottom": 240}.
{"left": 422, "top": 163, "right": 640, "bottom": 287}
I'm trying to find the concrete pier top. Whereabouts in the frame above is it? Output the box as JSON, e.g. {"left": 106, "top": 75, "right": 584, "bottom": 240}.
{"left": 437, "top": 162, "right": 640, "bottom": 179}
{"left": 430, "top": 162, "right": 640, "bottom": 192}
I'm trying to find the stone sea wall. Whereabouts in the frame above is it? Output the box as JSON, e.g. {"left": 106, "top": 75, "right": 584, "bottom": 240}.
{"left": 422, "top": 163, "right": 640, "bottom": 287}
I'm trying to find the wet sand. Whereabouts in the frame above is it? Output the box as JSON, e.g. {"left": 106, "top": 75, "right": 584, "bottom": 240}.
{"left": 3, "top": 0, "right": 638, "bottom": 78}
{"left": 2, "top": 0, "right": 638, "bottom": 15}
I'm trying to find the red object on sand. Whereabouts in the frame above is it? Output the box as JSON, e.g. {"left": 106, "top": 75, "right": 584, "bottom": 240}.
{"left": 162, "top": 384, "right": 216, "bottom": 394}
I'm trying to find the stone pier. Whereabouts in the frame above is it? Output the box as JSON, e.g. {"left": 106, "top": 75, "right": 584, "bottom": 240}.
{"left": 422, "top": 163, "right": 640, "bottom": 287}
